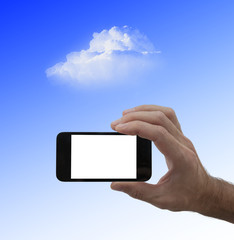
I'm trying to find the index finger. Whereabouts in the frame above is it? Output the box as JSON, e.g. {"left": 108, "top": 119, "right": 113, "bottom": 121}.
{"left": 115, "top": 120, "right": 185, "bottom": 167}
{"left": 123, "top": 104, "right": 182, "bottom": 133}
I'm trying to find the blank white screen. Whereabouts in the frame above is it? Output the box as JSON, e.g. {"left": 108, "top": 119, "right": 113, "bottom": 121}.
{"left": 71, "top": 135, "right": 137, "bottom": 179}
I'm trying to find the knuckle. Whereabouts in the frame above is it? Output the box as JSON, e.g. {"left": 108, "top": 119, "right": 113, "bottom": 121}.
{"left": 184, "top": 136, "right": 195, "bottom": 149}
{"left": 132, "top": 121, "right": 142, "bottom": 135}
{"left": 122, "top": 112, "right": 141, "bottom": 124}
{"left": 122, "top": 113, "right": 134, "bottom": 122}
{"left": 182, "top": 148, "right": 198, "bottom": 167}
{"left": 156, "top": 202, "right": 168, "bottom": 210}
{"left": 130, "top": 190, "right": 144, "bottom": 200}
{"left": 119, "top": 185, "right": 129, "bottom": 194}
{"left": 156, "top": 125, "right": 168, "bottom": 137}
{"left": 154, "top": 111, "right": 166, "bottom": 124}
{"left": 153, "top": 126, "right": 167, "bottom": 142}
{"left": 154, "top": 198, "right": 170, "bottom": 210}
{"left": 166, "top": 107, "right": 176, "bottom": 119}
{"left": 187, "top": 149, "right": 197, "bottom": 160}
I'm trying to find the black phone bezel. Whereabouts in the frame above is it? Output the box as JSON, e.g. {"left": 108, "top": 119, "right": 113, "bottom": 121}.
{"left": 56, "top": 132, "right": 151, "bottom": 182}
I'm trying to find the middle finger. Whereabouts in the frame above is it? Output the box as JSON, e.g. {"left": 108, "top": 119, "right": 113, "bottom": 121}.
{"left": 111, "top": 111, "right": 193, "bottom": 152}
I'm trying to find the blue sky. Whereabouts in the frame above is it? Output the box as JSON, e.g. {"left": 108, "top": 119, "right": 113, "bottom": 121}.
{"left": 1, "top": 0, "right": 234, "bottom": 239}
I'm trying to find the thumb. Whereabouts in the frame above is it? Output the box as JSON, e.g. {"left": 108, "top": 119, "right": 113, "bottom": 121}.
{"left": 111, "top": 182, "right": 155, "bottom": 202}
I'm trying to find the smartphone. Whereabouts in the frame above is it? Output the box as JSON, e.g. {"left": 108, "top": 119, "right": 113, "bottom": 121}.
{"left": 56, "top": 132, "right": 151, "bottom": 182}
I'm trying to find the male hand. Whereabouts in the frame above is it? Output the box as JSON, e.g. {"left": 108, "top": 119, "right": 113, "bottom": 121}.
{"left": 110, "top": 104, "right": 211, "bottom": 212}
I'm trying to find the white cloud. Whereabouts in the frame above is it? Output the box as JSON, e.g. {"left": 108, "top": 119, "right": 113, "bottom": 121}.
{"left": 46, "top": 26, "right": 160, "bottom": 87}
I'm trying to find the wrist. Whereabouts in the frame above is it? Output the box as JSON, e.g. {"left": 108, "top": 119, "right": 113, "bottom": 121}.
{"left": 192, "top": 175, "right": 234, "bottom": 223}
{"left": 195, "top": 175, "right": 221, "bottom": 214}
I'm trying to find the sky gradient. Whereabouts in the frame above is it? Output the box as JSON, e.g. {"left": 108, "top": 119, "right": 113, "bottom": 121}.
{"left": 1, "top": 0, "right": 234, "bottom": 239}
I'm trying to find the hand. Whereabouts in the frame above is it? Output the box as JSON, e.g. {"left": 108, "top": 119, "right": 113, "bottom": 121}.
{"left": 110, "top": 104, "right": 210, "bottom": 212}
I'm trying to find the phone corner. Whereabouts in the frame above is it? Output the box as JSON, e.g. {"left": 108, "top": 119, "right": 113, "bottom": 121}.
{"left": 56, "top": 132, "right": 65, "bottom": 140}
{"left": 56, "top": 169, "right": 66, "bottom": 182}
{"left": 56, "top": 173, "right": 65, "bottom": 182}
{"left": 145, "top": 170, "right": 152, "bottom": 181}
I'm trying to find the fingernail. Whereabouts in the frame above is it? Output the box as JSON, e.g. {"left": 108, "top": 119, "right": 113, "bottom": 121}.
{"left": 116, "top": 123, "right": 128, "bottom": 128}
{"left": 111, "top": 118, "right": 122, "bottom": 126}
{"left": 123, "top": 107, "right": 135, "bottom": 114}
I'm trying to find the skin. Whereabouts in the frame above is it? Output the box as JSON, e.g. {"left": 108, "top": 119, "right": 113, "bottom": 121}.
{"left": 110, "top": 104, "right": 234, "bottom": 224}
